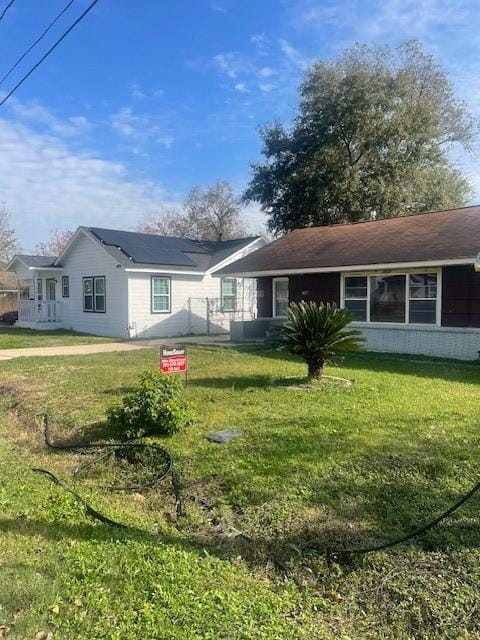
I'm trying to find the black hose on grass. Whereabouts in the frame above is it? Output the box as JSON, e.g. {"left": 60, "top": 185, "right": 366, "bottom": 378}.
{"left": 32, "top": 415, "right": 183, "bottom": 533}
{"left": 34, "top": 417, "right": 480, "bottom": 566}
{"left": 327, "top": 477, "right": 480, "bottom": 562}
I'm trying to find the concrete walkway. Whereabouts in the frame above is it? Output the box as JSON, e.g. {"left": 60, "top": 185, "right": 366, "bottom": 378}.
{"left": 0, "top": 335, "right": 234, "bottom": 360}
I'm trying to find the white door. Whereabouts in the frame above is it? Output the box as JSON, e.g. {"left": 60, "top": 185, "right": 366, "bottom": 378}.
{"left": 45, "top": 278, "right": 56, "bottom": 321}
{"left": 273, "top": 278, "right": 289, "bottom": 317}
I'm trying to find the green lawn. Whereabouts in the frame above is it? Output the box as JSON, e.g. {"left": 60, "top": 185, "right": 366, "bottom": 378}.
{"left": 0, "top": 327, "right": 116, "bottom": 349}
{"left": 1, "top": 345, "right": 480, "bottom": 639}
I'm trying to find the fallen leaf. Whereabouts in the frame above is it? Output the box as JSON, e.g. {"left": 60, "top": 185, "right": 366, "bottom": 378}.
{"left": 73, "top": 598, "right": 83, "bottom": 607}
{"left": 50, "top": 605, "right": 59, "bottom": 615}
{"left": 0, "top": 626, "right": 10, "bottom": 638}
{"left": 35, "top": 632, "right": 48, "bottom": 640}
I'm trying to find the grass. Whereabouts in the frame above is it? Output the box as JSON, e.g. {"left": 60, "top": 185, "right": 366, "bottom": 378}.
{"left": 1, "top": 344, "right": 480, "bottom": 638}
{"left": 0, "top": 327, "right": 116, "bottom": 349}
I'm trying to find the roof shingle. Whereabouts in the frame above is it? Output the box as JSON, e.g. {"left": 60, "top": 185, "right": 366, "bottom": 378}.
{"left": 218, "top": 206, "right": 480, "bottom": 275}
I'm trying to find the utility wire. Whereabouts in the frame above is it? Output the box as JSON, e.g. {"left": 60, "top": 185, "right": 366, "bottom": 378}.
{"left": 0, "top": 0, "right": 16, "bottom": 22}
{"left": 0, "top": 0, "right": 76, "bottom": 88}
{"left": 0, "top": 0, "right": 100, "bottom": 107}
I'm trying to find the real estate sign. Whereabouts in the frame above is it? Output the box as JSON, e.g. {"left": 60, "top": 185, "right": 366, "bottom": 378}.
{"left": 160, "top": 345, "right": 188, "bottom": 373}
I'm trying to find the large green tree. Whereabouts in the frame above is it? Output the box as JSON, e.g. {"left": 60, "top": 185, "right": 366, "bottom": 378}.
{"left": 245, "top": 42, "right": 475, "bottom": 233}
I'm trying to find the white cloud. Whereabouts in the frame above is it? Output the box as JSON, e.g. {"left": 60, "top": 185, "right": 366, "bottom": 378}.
{"left": 234, "top": 82, "right": 249, "bottom": 93}
{"left": 279, "top": 38, "right": 310, "bottom": 70}
{"left": 110, "top": 106, "right": 174, "bottom": 150}
{"left": 250, "top": 33, "right": 269, "bottom": 47}
{"left": 0, "top": 117, "right": 176, "bottom": 250}
{"left": 8, "top": 98, "right": 91, "bottom": 137}
{"left": 259, "top": 82, "right": 275, "bottom": 93}
{"left": 290, "top": 0, "right": 473, "bottom": 44}
{"left": 210, "top": 2, "right": 228, "bottom": 13}
{"left": 111, "top": 107, "right": 141, "bottom": 136}
{"left": 258, "top": 66, "right": 277, "bottom": 78}
{"left": 129, "top": 82, "right": 146, "bottom": 100}
{"left": 213, "top": 52, "right": 249, "bottom": 78}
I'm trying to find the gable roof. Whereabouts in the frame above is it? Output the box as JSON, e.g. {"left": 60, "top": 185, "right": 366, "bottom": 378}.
{"left": 18, "top": 254, "right": 57, "bottom": 268}
{"left": 56, "top": 227, "right": 262, "bottom": 273}
{"left": 218, "top": 206, "right": 480, "bottom": 276}
{"left": 7, "top": 254, "right": 57, "bottom": 270}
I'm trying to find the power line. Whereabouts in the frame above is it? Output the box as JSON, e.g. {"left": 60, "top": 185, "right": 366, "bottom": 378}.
{"left": 0, "top": 0, "right": 76, "bottom": 87}
{"left": 0, "top": 0, "right": 16, "bottom": 22}
{"left": 0, "top": 0, "right": 100, "bottom": 107}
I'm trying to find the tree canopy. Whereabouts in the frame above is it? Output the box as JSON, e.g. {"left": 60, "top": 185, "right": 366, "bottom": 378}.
{"left": 34, "top": 228, "right": 74, "bottom": 257}
{"left": 245, "top": 41, "right": 476, "bottom": 233}
{"left": 139, "top": 181, "right": 247, "bottom": 241}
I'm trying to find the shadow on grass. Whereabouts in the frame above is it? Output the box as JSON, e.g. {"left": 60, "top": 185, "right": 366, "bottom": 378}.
{"left": 227, "top": 344, "right": 480, "bottom": 384}
{"left": 189, "top": 374, "right": 313, "bottom": 390}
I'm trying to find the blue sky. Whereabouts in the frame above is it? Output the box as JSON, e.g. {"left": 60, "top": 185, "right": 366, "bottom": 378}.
{"left": 0, "top": 0, "right": 479, "bottom": 250}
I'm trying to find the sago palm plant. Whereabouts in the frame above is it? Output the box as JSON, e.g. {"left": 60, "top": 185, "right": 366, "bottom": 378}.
{"left": 280, "top": 301, "right": 364, "bottom": 380}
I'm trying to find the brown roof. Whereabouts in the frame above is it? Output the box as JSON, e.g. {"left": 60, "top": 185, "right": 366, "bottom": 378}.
{"left": 218, "top": 206, "right": 480, "bottom": 275}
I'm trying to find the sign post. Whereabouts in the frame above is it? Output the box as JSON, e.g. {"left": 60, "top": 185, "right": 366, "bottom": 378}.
{"left": 160, "top": 345, "right": 188, "bottom": 385}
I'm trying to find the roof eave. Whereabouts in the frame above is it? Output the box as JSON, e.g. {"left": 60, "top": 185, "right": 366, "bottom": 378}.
{"left": 207, "top": 237, "right": 266, "bottom": 274}
{"left": 219, "top": 257, "right": 477, "bottom": 278}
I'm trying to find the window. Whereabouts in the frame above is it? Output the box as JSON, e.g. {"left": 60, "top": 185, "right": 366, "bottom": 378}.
{"left": 409, "top": 273, "right": 437, "bottom": 324}
{"left": 344, "top": 276, "right": 367, "bottom": 321}
{"left": 62, "top": 275, "right": 70, "bottom": 298}
{"left": 342, "top": 272, "right": 438, "bottom": 325}
{"left": 18, "top": 279, "right": 33, "bottom": 300}
{"left": 273, "top": 278, "right": 289, "bottom": 317}
{"left": 83, "top": 276, "right": 105, "bottom": 313}
{"left": 370, "top": 274, "right": 406, "bottom": 323}
{"left": 221, "top": 278, "right": 237, "bottom": 312}
{"left": 37, "top": 279, "right": 43, "bottom": 301}
{"left": 151, "top": 277, "right": 171, "bottom": 313}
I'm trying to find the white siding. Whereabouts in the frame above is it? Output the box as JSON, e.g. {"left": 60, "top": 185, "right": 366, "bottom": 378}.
{"left": 127, "top": 273, "right": 257, "bottom": 339}
{"left": 127, "top": 272, "right": 217, "bottom": 339}
{"left": 59, "top": 233, "right": 129, "bottom": 337}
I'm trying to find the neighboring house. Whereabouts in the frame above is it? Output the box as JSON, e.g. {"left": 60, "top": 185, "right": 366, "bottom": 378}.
{"left": 6, "top": 227, "right": 265, "bottom": 338}
{"left": 217, "top": 206, "right": 480, "bottom": 360}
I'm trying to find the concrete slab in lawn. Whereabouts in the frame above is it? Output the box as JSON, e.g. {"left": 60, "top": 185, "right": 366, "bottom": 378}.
{"left": 207, "top": 429, "right": 243, "bottom": 443}
{"left": 0, "top": 342, "right": 147, "bottom": 360}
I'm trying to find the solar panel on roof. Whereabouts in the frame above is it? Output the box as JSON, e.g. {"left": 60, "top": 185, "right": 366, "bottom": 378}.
{"left": 89, "top": 228, "right": 201, "bottom": 266}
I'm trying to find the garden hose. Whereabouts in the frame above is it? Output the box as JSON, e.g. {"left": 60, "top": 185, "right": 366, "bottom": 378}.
{"left": 34, "top": 417, "right": 480, "bottom": 568}
{"left": 32, "top": 415, "right": 183, "bottom": 533}
{"left": 326, "top": 476, "right": 480, "bottom": 562}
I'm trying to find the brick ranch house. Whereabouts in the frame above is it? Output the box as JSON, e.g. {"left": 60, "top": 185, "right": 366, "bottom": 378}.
{"left": 217, "top": 206, "right": 480, "bottom": 360}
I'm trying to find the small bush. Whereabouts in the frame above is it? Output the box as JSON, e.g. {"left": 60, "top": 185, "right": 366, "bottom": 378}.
{"left": 0, "top": 310, "right": 18, "bottom": 325}
{"left": 106, "top": 369, "right": 192, "bottom": 439}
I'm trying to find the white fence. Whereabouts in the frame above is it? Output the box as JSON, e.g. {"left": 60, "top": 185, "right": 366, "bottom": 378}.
{"left": 18, "top": 300, "right": 62, "bottom": 323}
{"left": 187, "top": 296, "right": 257, "bottom": 336}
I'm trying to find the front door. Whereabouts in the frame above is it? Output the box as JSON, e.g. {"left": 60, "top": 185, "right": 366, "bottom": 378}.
{"left": 45, "top": 279, "right": 56, "bottom": 321}
{"left": 273, "top": 277, "right": 289, "bottom": 317}
{"left": 46, "top": 279, "right": 56, "bottom": 301}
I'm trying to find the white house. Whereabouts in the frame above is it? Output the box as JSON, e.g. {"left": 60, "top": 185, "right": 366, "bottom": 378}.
{"left": 6, "top": 226, "right": 265, "bottom": 339}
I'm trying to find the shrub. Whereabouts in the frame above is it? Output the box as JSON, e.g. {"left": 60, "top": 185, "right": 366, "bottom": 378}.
{"left": 0, "top": 310, "right": 18, "bottom": 325}
{"left": 280, "top": 301, "right": 364, "bottom": 379}
{"left": 106, "top": 369, "right": 192, "bottom": 439}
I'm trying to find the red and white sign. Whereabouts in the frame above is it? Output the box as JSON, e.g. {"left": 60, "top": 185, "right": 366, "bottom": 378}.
{"left": 160, "top": 346, "right": 188, "bottom": 373}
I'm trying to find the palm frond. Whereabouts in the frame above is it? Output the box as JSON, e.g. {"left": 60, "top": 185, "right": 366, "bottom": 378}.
{"left": 279, "top": 301, "right": 364, "bottom": 371}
